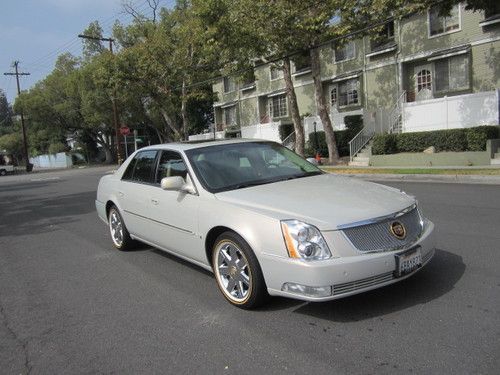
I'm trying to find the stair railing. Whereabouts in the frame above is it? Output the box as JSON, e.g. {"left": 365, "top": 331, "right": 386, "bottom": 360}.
{"left": 349, "top": 127, "right": 374, "bottom": 161}
{"left": 389, "top": 90, "right": 407, "bottom": 134}
{"left": 282, "top": 131, "right": 296, "bottom": 150}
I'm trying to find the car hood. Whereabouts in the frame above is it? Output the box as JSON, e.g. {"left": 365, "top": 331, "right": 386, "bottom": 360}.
{"left": 215, "top": 174, "right": 415, "bottom": 231}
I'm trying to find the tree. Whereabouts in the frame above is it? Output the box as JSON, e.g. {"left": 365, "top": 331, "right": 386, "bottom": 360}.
{"left": 112, "top": 1, "right": 218, "bottom": 141}
{"left": 0, "top": 89, "right": 13, "bottom": 135}
{"left": 207, "top": 0, "right": 307, "bottom": 156}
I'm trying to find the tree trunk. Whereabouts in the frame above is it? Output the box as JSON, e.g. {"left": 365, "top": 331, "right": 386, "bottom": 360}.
{"left": 95, "top": 133, "right": 114, "bottom": 164}
{"left": 159, "top": 108, "right": 182, "bottom": 139}
{"left": 181, "top": 79, "right": 188, "bottom": 141}
{"left": 310, "top": 47, "right": 339, "bottom": 164}
{"left": 282, "top": 57, "right": 305, "bottom": 156}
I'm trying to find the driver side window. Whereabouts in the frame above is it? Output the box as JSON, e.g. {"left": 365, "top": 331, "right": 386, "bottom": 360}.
{"left": 156, "top": 150, "right": 188, "bottom": 184}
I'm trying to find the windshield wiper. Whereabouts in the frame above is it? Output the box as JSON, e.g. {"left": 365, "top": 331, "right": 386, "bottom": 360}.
{"left": 233, "top": 180, "right": 273, "bottom": 190}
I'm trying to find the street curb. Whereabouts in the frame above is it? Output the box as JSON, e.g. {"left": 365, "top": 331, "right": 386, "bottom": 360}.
{"left": 335, "top": 173, "right": 500, "bottom": 185}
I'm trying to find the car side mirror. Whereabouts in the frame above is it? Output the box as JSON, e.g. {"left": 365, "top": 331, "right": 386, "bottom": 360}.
{"left": 160, "top": 176, "right": 196, "bottom": 194}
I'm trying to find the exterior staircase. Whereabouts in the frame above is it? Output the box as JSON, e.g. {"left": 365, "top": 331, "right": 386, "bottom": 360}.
{"left": 349, "top": 141, "right": 372, "bottom": 166}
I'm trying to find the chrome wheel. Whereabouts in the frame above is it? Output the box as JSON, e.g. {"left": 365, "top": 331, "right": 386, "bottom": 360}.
{"left": 214, "top": 241, "right": 252, "bottom": 303}
{"left": 109, "top": 209, "right": 124, "bottom": 248}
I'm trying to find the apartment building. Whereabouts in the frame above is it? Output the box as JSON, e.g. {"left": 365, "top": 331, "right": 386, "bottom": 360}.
{"left": 204, "top": 3, "right": 500, "bottom": 145}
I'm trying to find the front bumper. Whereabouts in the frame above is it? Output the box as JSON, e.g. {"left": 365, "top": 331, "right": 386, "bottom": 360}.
{"left": 261, "top": 220, "right": 435, "bottom": 302}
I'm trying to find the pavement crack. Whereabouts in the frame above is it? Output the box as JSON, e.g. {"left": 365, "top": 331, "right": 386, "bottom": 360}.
{"left": 0, "top": 297, "right": 32, "bottom": 374}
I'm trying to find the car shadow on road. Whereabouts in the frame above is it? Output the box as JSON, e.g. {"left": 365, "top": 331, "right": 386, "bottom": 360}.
{"left": 290, "top": 249, "right": 465, "bottom": 322}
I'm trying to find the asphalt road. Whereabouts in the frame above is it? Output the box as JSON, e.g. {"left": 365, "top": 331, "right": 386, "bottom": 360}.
{"left": 1, "top": 167, "right": 499, "bottom": 374}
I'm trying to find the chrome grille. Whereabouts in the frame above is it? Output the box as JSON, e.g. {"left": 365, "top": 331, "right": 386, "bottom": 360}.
{"left": 331, "top": 249, "right": 434, "bottom": 296}
{"left": 333, "top": 272, "right": 393, "bottom": 295}
{"left": 341, "top": 207, "right": 423, "bottom": 252}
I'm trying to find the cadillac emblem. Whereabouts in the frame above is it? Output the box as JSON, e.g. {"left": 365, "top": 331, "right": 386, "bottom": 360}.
{"left": 390, "top": 221, "right": 407, "bottom": 240}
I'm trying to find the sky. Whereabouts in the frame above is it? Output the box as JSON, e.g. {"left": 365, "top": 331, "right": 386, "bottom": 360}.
{"left": 0, "top": 0, "right": 174, "bottom": 104}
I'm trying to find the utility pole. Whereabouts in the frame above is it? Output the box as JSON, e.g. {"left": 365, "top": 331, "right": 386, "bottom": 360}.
{"left": 78, "top": 34, "right": 123, "bottom": 164}
{"left": 4, "top": 61, "right": 31, "bottom": 171}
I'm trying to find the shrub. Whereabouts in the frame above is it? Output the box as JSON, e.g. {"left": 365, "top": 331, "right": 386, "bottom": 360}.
{"left": 372, "top": 125, "right": 499, "bottom": 155}
{"left": 305, "top": 115, "right": 364, "bottom": 158}
{"left": 372, "top": 133, "right": 398, "bottom": 155}
{"left": 305, "top": 130, "right": 350, "bottom": 157}
{"left": 466, "top": 126, "right": 499, "bottom": 151}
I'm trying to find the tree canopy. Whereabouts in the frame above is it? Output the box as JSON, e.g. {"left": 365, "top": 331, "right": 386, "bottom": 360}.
{"left": 1, "top": 0, "right": 493, "bottom": 163}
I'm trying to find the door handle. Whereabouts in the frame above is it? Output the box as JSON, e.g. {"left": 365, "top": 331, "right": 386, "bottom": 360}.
{"left": 151, "top": 198, "right": 159, "bottom": 205}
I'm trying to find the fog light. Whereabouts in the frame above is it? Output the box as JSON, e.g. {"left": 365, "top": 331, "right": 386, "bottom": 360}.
{"left": 281, "top": 283, "right": 332, "bottom": 298}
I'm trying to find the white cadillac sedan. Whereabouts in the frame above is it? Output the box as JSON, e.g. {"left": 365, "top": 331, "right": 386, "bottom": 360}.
{"left": 96, "top": 139, "right": 435, "bottom": 309}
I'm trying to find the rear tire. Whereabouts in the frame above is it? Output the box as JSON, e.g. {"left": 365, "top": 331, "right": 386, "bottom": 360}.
{"left": 0, "top": 169, "right": 6, "bottom": 176}
{"left": 108, "top": 205, "right": 134, "bottom": 251}
{"left": 212, "top": 231, "right": 268, "bottom": 309}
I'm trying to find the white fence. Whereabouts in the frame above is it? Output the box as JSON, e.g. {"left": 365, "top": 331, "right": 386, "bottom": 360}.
{"left": 241, "top": 121, "right": 281, "bottom": 142}
{"left": 402, "top": 90, "right": 499, "bottom": 133}
{"left": 30, "top": 152, "right": 73, "bottom": 169}
{"left": 188, "top": 131, "right": 225, "bottom": 141}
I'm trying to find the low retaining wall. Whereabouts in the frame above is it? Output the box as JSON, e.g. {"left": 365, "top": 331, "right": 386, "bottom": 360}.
{"left": 370, "top": 139, "right": 498, "bottom": 167}
{"left": 370, "top": 151, "right": 490, "bottom": 167}
{"left": 29, "top": 152, "right": 73, "bottom": 169}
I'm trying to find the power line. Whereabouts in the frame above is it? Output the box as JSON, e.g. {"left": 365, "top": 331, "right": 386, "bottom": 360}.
{"left": 24, "top": 0, "right": 151, "bottom": 72}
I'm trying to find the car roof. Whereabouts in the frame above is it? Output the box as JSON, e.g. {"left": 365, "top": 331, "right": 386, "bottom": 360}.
{"left": 138, "top": 138, "right": 275, "bottom": 152}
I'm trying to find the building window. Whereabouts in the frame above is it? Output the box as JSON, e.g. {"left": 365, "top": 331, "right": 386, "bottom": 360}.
{"left": 334, "top": 41, "right": 355, "bottom": 62}
{"left": 337, "top": 78, "right": 359, "bottom": 107}
{"left": 434, "top": 55, "right": 470, "bottom": 92}
{"left": 330, "top": 87, "right": 337, "bottom": 107}
{"left": 223, "top": 77, "right": 236, "bottom": 93}
{"left": 268, "top": 94, "right": 288, "bottom": 118}
{"left": 416, "top": 69, "right": 432, "bottom": 93}
{"left": 270, "top": 66, "right": 284, "bottom": 80}
{"left": 224, "top": 106, "right": 237, "bottom": 125}
{"left": 370, "top": 21, "right": 395, "bottom": 52}
{"left": 429, "top": 4, "right": 460, "bottom": 37}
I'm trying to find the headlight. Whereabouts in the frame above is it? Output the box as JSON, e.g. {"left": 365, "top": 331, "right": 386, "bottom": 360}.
{"left": 280, "top": 220, "right": 331, "bottom": 260}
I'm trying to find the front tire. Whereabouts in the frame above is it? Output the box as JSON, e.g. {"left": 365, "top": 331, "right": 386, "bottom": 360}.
{"left": 108, "top": 205, "right": 134, "bottom": 251}
{"left": 212, "top": 231, "right": 268, "bottom": 309}
{"left": 0, "top": 169, "right": 6, "bottom": 176}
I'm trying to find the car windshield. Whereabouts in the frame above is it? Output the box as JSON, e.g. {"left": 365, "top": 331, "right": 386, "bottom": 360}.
{"left": 185, "top": 141, "right": 323, "bottom": 193}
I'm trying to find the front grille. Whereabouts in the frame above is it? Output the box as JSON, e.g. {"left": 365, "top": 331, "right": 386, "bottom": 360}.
{"left": 332, "top": 272, "right": 393, "bottom": 295}
{"left": 331, "top": 249, "right": 434, "bottom": 296}
{"left": 341, "top": 207, "right": 423, "bottom": 252}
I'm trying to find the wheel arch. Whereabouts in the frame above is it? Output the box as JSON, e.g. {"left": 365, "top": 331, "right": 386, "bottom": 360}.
{"left": 105, "top": 200, "right": 118, "bottom": 220}
{"left": 205, "top": 226, "right": 234, "bottom": 267}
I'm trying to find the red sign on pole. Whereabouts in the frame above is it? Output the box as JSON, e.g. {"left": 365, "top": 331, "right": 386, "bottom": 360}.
{"left": 120, "top": 126, "right": 130, "bottom": 136}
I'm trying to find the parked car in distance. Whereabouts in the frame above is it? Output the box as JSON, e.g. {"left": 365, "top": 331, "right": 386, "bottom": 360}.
{"left": 0, "top": 153, "right": 15, "bottom": 176}
{"left": 96, "top": 139, "right": 435, "bottom": 309}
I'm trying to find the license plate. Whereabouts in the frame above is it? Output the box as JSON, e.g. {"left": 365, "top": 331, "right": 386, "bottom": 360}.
{"left": 394, "top": 247, "right": 422, "bottom": 277}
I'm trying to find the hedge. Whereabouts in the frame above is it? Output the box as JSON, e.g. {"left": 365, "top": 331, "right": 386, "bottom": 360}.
{"left": 372, "top": 126, "right": 500, "bottom": 155}
{"left": 305, "top": 115, "right": 363, "bottom": 157}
